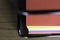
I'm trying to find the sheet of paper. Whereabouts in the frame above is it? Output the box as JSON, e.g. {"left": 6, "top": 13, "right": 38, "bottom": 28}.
{"left": 26, "top": 0, "right": 60, "bottom": 11}
{"left": 26, "top": 14, "right": 60, "bottom": 34}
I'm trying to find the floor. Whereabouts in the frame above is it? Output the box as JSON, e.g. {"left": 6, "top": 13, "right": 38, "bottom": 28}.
{"left": 0, "top": 0, "right": 60, "bottom": 40}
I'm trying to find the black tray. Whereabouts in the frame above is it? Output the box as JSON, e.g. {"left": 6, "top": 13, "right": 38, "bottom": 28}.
{"left": 10, "top": 0, "right": 60, "bottom": 38}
